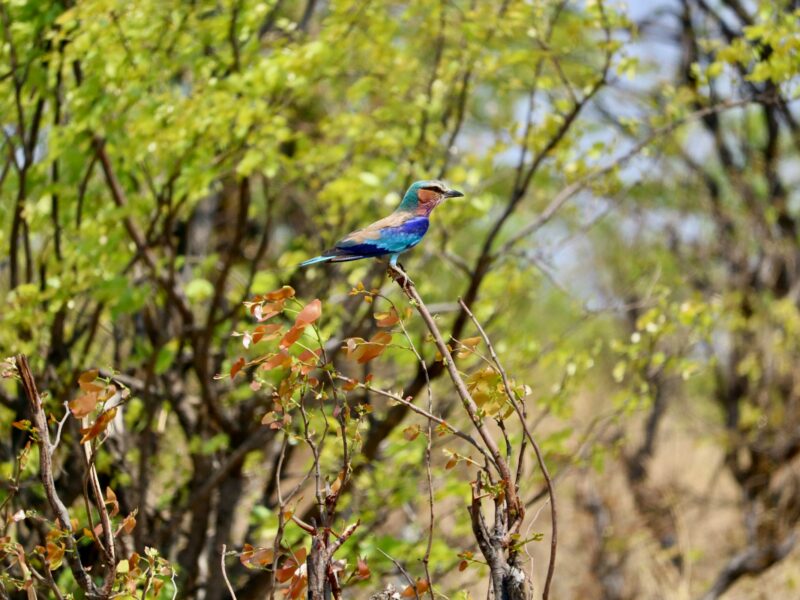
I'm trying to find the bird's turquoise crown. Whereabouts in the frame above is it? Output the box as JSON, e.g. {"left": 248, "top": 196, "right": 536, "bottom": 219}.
{"left": 398, "top": 179, "right": 463, "bottom": 211}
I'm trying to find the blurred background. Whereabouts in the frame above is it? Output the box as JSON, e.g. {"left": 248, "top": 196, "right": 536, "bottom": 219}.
{"left": 2, "top": 0, "right": 800, "bottom": 598}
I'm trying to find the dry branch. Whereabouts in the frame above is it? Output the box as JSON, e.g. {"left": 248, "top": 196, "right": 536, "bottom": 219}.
{"left": 15, "top": 355, "right": 100, "bottom": 598}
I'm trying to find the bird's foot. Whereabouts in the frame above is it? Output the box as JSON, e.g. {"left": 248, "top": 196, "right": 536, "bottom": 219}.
{"left": 388, "top": 263, "right": 414, "bottom": 288}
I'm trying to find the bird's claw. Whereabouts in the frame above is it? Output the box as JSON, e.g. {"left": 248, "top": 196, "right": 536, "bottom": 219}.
{"left": 388, "top": 263, "right": 414, "bottom": 288}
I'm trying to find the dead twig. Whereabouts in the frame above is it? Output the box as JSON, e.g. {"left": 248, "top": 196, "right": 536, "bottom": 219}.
{"left": 15, "top": 355, "right": 99, "bottom": 598}
{"left": 459, "top": 299, "right": 558, "bottom": 600}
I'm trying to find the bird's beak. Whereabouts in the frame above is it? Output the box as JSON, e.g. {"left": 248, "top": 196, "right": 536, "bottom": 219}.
{"left": 444, "top": 189, "right": 464, "bottom": 199}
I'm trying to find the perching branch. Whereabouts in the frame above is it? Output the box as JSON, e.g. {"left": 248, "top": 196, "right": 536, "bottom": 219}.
{"left": 387, "top": 267, "right": 536, "bottom": 600}
{"left": 388, "top": 266, "right": 523, "bottom": 524}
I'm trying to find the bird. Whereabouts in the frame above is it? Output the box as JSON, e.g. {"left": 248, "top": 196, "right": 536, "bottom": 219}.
{"left": 299, "top": 180, "right": 463, "bottom": 270}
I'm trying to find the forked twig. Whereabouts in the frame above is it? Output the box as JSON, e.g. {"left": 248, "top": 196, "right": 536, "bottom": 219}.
{"left": 458, "top": 299, "right": 558, "bottom": 600}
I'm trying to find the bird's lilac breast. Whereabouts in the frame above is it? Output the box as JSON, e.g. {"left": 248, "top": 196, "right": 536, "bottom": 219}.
{"left": 335, "top": 216, "right": 429, "bottom": 256}
{"left": 395, "top": 216, "right": 429, "bottom": 237}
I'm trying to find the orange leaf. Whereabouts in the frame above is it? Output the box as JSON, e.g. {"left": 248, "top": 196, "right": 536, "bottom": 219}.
{"left": 287, "top": 573, "right": 307, "bottom": 599}
{"left": 78, "top": 369, "right": 99, "bottom": 383}
{"left": 230, "top": 357, "right": 245, "bottom": 380}
{"left": 78, "top": 370, "right": 103, "bottom": 393}
{"left": 253, "top": 301, "right": 285, "bottom": 322}
{"left": 252, "top": 323, "right": 282, "bottom": 343}
{"left": 275, "top": 565, "right": 297, "bottom": 583}
{"left": 402, "top": 585, "right": 416, "bottom": 597}
{"left": 416, "top": 580, "right": 430, "bottom": 595}
{"left": 280, "top": 325, "right": 305, "bottom": 349}
{"left": 461, "top": 336, "right": 482, "bottom": 349}
{"left": 296, "top": 349, "right": 322, "bottom": 375}
{"left": 106, "top": 487, "right": 119, "bottom": 518}
{"left": 261, "top": 350, "right": 292, "bottom": 371}
{"left": 265, "top": 286, "right": 295, "bottom": 301}
{"left": 79, "top": 408, "right": 117, "bottom": 444}
{"left": 295, "top": 299, "right": 322, "bottom": 326}
{"left": 459, "top": 560, "right": 469, "bottom": 571}
{"left": 98, "top": 384, "right": 118, "bottom": 402}
{"left": 120, "top": 513, "right": 136, "bottom": 535}
{"left": 356, "top": 557, "right": 371, "bottom": 580}
{"left": 375, "top": 308, "right": 399, "bottom": 327}
{"left": 240, "top": 544, "right": 275, "bottom": 568}
{"left": 69, "top": 392, "right": 99, "bottom": 418}
{"left": 403, "top": 425, "right": 421, "bottom": 441}
{"left": 348, "top": 331, "right": 392, "bottom": 364}
{"left": 45, "top": 540, "right": 65, "bottom": 567}
{"left": 329, "top": 471, "right": 344, "bottom": 495}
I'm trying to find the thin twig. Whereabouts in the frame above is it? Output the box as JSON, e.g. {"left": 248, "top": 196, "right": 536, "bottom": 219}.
{"left": 496, "top": 96, "right": 779, "bottom": 258}
{"left": 50, "top": 401, "right": 70, "bottom": 453}
{"left": 458, "top": 300, "right": 558, "bottom": 600}
{"left": 15, "top": 355, "right": 99, "bottom": 598}
{"left": 221, "top": 544, "right": 238, "bottom": 600}
{"left": 377, "top": 548, "right": 419, "bottom": 600}
{"left": 388, "top": 267, "right": 523, "bottom": 523}
{"left": 334, "top": 375, "right": 495, "bottom": 468}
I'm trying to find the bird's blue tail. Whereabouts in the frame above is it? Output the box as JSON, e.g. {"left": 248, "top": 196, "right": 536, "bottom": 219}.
{"left": 298, "top": 255, "right": 333, "bottom": 267}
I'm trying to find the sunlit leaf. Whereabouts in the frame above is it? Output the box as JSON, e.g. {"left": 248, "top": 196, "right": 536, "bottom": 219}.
{"left": 79, "top": 408, "right": 117, "bottom": 444}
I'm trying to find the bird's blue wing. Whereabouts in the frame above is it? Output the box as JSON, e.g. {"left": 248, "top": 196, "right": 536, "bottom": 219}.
{"left": 332, "top": 216, "right": 429, "bottom": 258}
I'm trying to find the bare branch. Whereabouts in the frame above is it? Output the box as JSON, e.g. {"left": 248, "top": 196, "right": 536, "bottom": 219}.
{"left": 15, "top": 355, "right": 99, "bottom": 598}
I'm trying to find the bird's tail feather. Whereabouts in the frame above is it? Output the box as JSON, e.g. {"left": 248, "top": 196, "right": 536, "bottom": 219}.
{"left": 328, "top": 255, "right": 364, "bottom": 263}
{"left": 298, "top": 255, "right": 334, "bottom": 267}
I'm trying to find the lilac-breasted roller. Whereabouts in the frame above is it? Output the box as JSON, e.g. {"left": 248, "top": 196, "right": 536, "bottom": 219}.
{"left": 299, "top": 180, "right": 463, "bottom": 268}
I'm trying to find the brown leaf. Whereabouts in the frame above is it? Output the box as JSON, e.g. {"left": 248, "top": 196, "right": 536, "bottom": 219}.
{"left": 329, "top": 471, "right": 344, "bottom": 495}
{"left": 356, "top": 557, "right": 371, "bottom": 580}
{"left": 230, "top": 357, "right": 246, "bottom": 380}
{"left": 348, "top": 331, "right": 392, "bottom": 364}
{"left": 69, "top": 392, "right": 99, "bottom": 418}
{"left": 296, "top": 348, "right": 322, "bottom": 375}
{"left": 79, "top": 408, "right": 117, "bottom": 444}
{"left": 78, "top": 369, "right": 103, "bottom": 393}
{"left": 280, "top": 325, "right": 305, "bottom": 349}
{"left": 287, "top": 573, "right": 307, "bottom": 599}
{"left": 375, "top": 308, "right": 399, "bottom": 327}
{"left": 461, "top": 336, "right": 482, "bottom": 349}
{"left": 106, "top": 487, "right": 120, "bottom": 518}
{"left": 98, "top": 384, "right": 118, "bottom": 402}
{"left": 295, "top": 299, "right": 322, "bottom": 326}
{"left": 261, "top": 350, "right": 292, "bottom": 371}
{"left": 254, "top": 301, "right": 285, "bottom": 322}
{"left": 275, "top": 565, "right": 297, "bottom": 583}
{"left": 45, "top": 541, "right": 65, "bottom": 569}
{"left": 265, "top": 286, "right": 295, "bottom": 301}
{"left": 403, "top": 425, "right": 421, "bottom": 441}
{"left": 252, "top": 323, "right": 282, "bottom": 343}
{"left": 458, "top": 560, "right": 469, "bottom": 571}
{"left": 240, "top": 544, "right": 275, "bottom": 568}
{"left": 120, "top": 513, "right": 136, "bottom": 535}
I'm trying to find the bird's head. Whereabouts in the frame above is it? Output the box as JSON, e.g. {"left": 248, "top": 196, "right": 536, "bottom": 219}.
{"left": 398, "top": 180, "right": 464, "bottom": 215}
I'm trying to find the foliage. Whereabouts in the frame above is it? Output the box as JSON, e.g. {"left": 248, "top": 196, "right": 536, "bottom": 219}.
{"left": 2, "top": 0, "right": 800, "bottom": 598}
